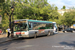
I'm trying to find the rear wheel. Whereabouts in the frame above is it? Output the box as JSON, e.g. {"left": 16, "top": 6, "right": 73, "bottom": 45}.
{"left": 47, "top": 31, "right": 51, "bottom": 36}
{"left": 51, "top": 32, "right": 54, "bottom": 35}
{"left": 63, "top": 31, "right": 65, "bottom": 33}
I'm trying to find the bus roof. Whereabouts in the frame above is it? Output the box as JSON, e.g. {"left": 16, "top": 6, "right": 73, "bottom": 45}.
{"left": 14, "top": 19, "right": 53, "bottom": 23}
{"left": 28, "top": 20, "right": 52, "bottom": 23}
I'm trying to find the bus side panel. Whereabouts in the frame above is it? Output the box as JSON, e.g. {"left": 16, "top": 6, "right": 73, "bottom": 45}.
{"left": 29, "top": 30, "right": 38, "bottom": 37}
{"left": 22, "top": 31, "right": 29, "bottom": 37}
{"left": 44, "top": 29, "right": 54, "bottom": 35}
{"left": 28, "top": 29, "right": 54, "bottom": 37}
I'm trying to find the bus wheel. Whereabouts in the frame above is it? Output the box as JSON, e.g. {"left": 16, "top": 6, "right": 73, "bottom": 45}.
{"left": 51, "top": 32, "right": 54, "bottom": 35}
{"left": 34, "top": 33, "right": 37, "bottom": 38}
{"left": 47, "top": 31, "right": 51, "bottom": 36}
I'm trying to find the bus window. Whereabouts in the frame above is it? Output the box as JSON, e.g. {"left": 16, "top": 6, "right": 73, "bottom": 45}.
{"left": 32, "top": 23, "right": 53, "bottom": 30}
{"left": 46, "top": 24, "right": 53, "bottom": 29}
{"left": 14, "top": 23, "right": 27, "bottom": 31}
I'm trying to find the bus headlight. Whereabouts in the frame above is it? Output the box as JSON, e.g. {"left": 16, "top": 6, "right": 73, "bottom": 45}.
{"left": 25, "top": 31, "right": 29, "bottom": 35}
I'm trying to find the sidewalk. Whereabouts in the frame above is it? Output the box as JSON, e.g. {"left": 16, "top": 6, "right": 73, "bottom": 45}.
{"left": 0, "top": 33, "right": 12, "bottom": 43}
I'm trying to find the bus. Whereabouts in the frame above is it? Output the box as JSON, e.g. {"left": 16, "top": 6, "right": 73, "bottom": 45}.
{"left": 12, "top": 19, "right": 57, "bottom": 38}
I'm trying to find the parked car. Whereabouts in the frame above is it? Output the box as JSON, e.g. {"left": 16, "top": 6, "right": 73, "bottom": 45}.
{"left": 62, "top": 28, "right": 75, "bottom": 33}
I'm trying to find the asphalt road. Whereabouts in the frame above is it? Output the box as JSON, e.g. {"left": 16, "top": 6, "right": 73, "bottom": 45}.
{"left": 0, "top": 33, "right": 75, "bottom": 50}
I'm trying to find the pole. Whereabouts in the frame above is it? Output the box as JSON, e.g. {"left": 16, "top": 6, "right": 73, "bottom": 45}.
{"left": 10, "top": 3, "right": 14, "bottom": 38}
{"left": 11, "top": 10, "right": 14, "bottom": 38}
{"left": 9, "top": 15, "right": 11, "bottom": 30}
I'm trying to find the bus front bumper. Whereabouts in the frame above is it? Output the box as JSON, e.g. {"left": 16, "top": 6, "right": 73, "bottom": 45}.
{"left": 14, "top": 34, "right": 29, "bottom": 38}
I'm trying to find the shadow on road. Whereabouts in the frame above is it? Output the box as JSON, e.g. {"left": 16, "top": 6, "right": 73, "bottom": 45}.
{"left": 0, "top": 38, "right": 26, "bottom": 46}
{"left": 3, "top": 48, "right": 8, "bottom": 50}
{"left": 59, "top": 41, "right": 75, "bottom": 47}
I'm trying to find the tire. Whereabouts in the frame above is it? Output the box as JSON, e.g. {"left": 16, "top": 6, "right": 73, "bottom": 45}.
{"left": 51, "top": 32, "right": 54, "bottom": 35}
{"left": 53, "top": 32, "right": 55, "bottom": 35}
{"left": 47, "top": 31, "right": 51, "bottom": 36}
{"left": 63, "top": 31, "right": 65, "bottom": 33}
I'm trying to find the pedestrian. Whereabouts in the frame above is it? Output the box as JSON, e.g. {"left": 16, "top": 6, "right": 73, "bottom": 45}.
{"left": 7, "top": 27, "right": 11, "bottom": 38}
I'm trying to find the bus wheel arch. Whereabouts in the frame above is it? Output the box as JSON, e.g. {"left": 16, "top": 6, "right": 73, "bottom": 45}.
{"left": 47, "top": 31, "right": 51, "bottom": 36}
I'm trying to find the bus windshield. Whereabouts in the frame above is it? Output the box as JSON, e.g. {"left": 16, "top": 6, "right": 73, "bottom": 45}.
{"left": 14, "top": 23, "right": 27, "bottom": 31}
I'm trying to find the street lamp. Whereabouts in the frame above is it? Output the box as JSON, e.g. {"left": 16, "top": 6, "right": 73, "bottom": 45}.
{"left": 11, "top": 6, "right": 14, "bottom": 22}
{"left": 11, "top": 6, "right": 14, "bottom": 11}
{"left": 5, "top": 5, "right": 14, "bottom": 38}
{"left": 11, "top": 6, "right": 14, "bottom": 38}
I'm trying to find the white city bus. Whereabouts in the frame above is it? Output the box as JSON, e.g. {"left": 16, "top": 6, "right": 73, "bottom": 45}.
{"left": 12, "top": 19, "right": 57, "bottom": 38}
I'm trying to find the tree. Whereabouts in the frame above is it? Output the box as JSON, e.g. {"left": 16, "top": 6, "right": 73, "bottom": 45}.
{"left": 55, "top": 6, "right": 58, "bottom": 11}
{"left": 62, "top": 5, "right": 66, "bottom": 9}
{"left": 0, "top": 0, "right": 13, "bottom": 30}
{"left": 61, "top": 10, "right": 75, "bottom": 26}
{"left": 0, "top": 0, "right": 5, "bottom": 5}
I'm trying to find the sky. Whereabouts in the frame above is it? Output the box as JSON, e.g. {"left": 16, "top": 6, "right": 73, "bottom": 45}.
{"left": 47, "top": 0, "right": 75, "bottom": 10}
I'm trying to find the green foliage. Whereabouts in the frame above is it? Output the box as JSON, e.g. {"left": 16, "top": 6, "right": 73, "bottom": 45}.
{"left": 0, "top": 0, "right": 12, "bottom": 30}
{"left": 55, "top": 6, "right": 58, "bottom": 11}
{"left": 0, "top": 0, "right": 5, "bottom": 3}
{"left": 62, "top": 5, "right": 66, "bottom": 9}
{"left": 61, "top": 10, "right": 75, "bottom": 26}
{"left": 2, "top": 15, "right": 9, "bottom": 29}
{"left": 1, "top": 0, "right": 62, "bottom": 31}
{"left": 1, "top": 0, "right": 75, "bottom": 32}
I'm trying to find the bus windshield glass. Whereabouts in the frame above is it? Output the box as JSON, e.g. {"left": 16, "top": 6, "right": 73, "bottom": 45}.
{"left": 14, "top": 21, "right": 27, "bottom": 31}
